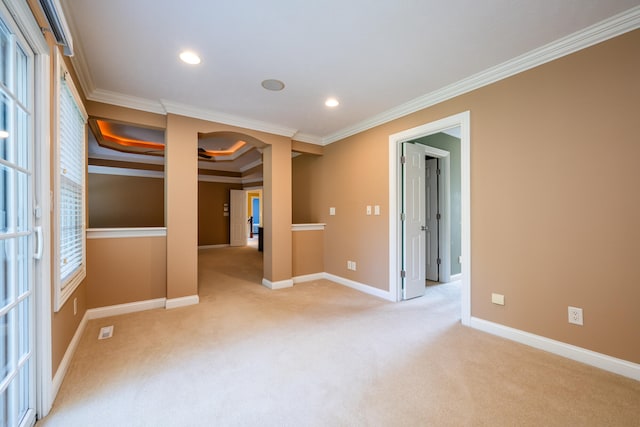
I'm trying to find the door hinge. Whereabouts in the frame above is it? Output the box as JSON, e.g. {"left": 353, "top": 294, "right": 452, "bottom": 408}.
{"left": 437, "top": 258, "right": 441, "bottom": 265}
{"left": 400, "top": 212, "right": 406, "bottom": 221}
{"left": 437, "top": 168, "right": 441, "bottom": 176}
{"left": 436, "top": 213, "right": 441, "bottom": 220}
{"left": 400, "top": 270, "right": 406, "bottom": 278}
{"left": 400, "top": 155, "right": 406, "bottom": 164}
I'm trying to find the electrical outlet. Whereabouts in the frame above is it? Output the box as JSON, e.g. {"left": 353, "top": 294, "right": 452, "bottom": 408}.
{"left": 329, "top": 207, "right": 336, "bottom": 216}
{"left": 568, "top": 307, "right": 583, "bottom": 325}
{"left": 458, "top": 255, "right": 462, "bottom": 264}
{"left": 352, "top": 261, "right": 357, "bottom": 271}
{"left": 374, "top": 205, "right": 380, "bottom": 215}
{"left": 366, "top": 205, "right": 372, "bottom": 215}
{"left": 491, "top": 293, "right": 505, "bottom": 305}
{"left": 347, "top": 260, "right": 351, "bottom": 269}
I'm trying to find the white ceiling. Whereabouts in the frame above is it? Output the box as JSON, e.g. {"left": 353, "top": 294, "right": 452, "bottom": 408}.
{"left": 61, "top": 1, "right": 639, "bottom": 144}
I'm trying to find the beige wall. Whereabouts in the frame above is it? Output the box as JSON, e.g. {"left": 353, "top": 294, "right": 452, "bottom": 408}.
{"left": 88, "top": 174, "right": 165, "bottom": 228}
{"left": 293, "top": 30, "right": 640, "bottom": 363}
{"left": 86, "top": 236, "right": 167, "bottom": 308}
{"left": 292, "top": 230, "right": 324, "bottom": 277}
{"left": 199, "top": 181, "right": 243, "bottom": 245}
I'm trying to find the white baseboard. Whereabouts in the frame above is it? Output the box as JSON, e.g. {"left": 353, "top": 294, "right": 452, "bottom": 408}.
{"left": 262, "top": 278, "right": 294, "bottom": 289}
{"left": 323, "top": 273, "right": 395, "bottom": 302}
{"left": 165, "top": 295, "right": 199, "bottom": 309}
{"left": 198, "top": 244, "right": 229, "bottom": 250}
{"left": 52, "top": 311, "right": 88, "bottom": 403}
{"left": 292, "top": 273, "right": 325, "bottom": 284}
{"left": 86, "top": 298, "right": 167, "bottom": 319}
{"left": 470, "top": 317, "right": 640, "bottom": 381}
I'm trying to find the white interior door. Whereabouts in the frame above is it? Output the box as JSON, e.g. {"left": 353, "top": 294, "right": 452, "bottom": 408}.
{"left": 425, "top": 158, "right": 439, "bottom": 281}
{"left": 229, "top": 190, "right": 247, "bottom": 246}
{"left": 0, "top": 10, "right": 37, "bottom": 427}
{"left": 402, "top": 143, "right": 426, "bottom": 299}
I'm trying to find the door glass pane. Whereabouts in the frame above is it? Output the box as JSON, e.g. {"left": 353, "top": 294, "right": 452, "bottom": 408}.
{"left": 16, "top": 107, "right": 27, "bottom": 170}
{"left": 0, "top": 238, "right": 12, "bottom": 308}
{"left": 15, "top": 45, "right": 26, "bottom": 106}
{"left": 0, "top": 386, "right": 7, "bottom": 427}
{"left": 16, "top": 236, "right": 26, "bottom": 296}
{"left": 0, "top": 312, "right": 8, "bottom": 382}
{"left": 18, "top": 299, "right": 27, "bottom": 359}
{"left": 0, "top": 92, "right": 8, "bottom": 162}
{"left": 0, "top": 24, "right": 8, "bottom": 88}
{"left": 18, "top": 361, "right": 28, "bottom": 423}
{"left": 16, "top": 171, "right": 26, "bottom": 233}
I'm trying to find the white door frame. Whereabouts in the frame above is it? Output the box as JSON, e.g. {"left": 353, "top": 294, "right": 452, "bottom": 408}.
{"left": 1, "top": 0, "right": 53, "bottom": 419}
{"left": 389, "top": 111, "right": 471, "bottom": 325}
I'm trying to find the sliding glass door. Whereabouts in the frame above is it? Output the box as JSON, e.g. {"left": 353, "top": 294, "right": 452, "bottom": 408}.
{"left": 0, "top": 10, "right": 36, "bottom": 427}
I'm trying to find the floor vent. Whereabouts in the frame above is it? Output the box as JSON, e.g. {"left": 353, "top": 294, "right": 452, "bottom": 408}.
{"left": 98, "top": 325, "right": 114, "bottom": 340}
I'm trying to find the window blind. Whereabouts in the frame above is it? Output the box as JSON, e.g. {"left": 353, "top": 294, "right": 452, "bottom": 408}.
{"left": 59, "top": 74, "right": 85, "bottom": 287}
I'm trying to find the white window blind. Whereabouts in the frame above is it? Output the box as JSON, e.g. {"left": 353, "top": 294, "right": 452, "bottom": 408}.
{"left": 56, "top": 68, "right": 86, "bottom": 306}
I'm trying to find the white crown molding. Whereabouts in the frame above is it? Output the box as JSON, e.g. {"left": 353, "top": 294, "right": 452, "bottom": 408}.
{"left": 88, "top": 165, "right": 164, "bottom": 179}
{"left": 88, "top": 152, "right": 165, "bottom": 165}
{"left": 292, "top": 132, "right": 323, "bottom": 145}
{"left": 88, "top": 88, "right": 166, "bottom": 114}
{"left": 321, "top": 5, "right": 640, "bottom": 145}
{"left": 58, "top": 0, "right": 95, "bottom": 97}
{"left": 161, "top": 100, "right": 298, "bottom": 138}
{"left": 240, "top": 159, "right": 263, "bottom": 173}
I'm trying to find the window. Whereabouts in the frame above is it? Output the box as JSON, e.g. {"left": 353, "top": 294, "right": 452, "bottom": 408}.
{"left": 54, "top": 53, "right": 87, "bottom": 311}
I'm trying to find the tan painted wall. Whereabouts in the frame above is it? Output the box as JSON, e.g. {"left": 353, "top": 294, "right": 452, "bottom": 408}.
{"left": 263, "top": 141, "right": 293, "bottom": 282}
{"left": 85, "top": 236, "right": 167, "bottom": 308}
{"left": 88, "top": 174, "right": 165, "bottom": 227}
{"left": 199, "top": 181, "right": 243, "bottom": 245}
{"left": 292, "top": 230, "right": 324, "bottom": 276}
{"left": 293, "top": 30, "right": 640, "bottom": 363}
{"left": 292, "top": 154, "right": 324, "bottom": 224}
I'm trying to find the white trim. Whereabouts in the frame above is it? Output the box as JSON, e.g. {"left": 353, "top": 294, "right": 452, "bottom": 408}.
{"left": 86, "top": 298, "right": 167, "bottom": 319}
{"left": 292, "top": 223, "right": 326, "bottom": 231}
{"left": 88, "top": 165, "right": 163, "bottom": 179}
{"left": 3, "top": 0, "right": 49, "bottom": 54}
{"left": 261, "top": 278, "right": 294, "bottom": 289}
{"left": 291, "top": 132, "right": 323, "bottom": 145}
{"left": 165, "top": 295, "right": 199, "bottom": 309}
{"left": 198, "top": 244, "right": 229, "bottom": 250}
{"left": 197, "top": 174, "right": 243, "bottom": 184}
{"left": 88, "top": 88, "right": 165, "bottom": 115}
{"left": 87, "top": 227, "right": 167, "bottom": 239}
{"left": 161, "top": 99, "right": 298, "bottom": 138}
{"left": 321, "top": 6, "right": 640, "bottom": 145}
{"left": 51, "top": 311, "right": 88, "bottom": 404}
{"left": 449, "top": 273, "right": 462, "bottom": 282}
{"left": 389, "top": 111, "right": 471, "bottom": 325}
{"left": 239, "top": 158, "right": 263, "bottom": 173}
{"left": 323, "top": 273, "right": 395, "bottom": 302}
{"left": 470, "top": 317, "right": 640, "bottom": 381}
{"left": 292, "top": 273, "right": 325, "bottom": 284}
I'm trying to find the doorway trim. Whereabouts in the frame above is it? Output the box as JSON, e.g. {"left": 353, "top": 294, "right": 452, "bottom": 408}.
{"left": 388, "top": 111, "right": 470, "bottom": 325}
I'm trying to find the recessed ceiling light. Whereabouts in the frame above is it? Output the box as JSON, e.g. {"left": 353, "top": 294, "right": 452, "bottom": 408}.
{"left": 325, "top": 97, "right": 339, "bottom": 107}
{"left": 261, "top": 79, "right": 285, "bottom": 91}
{"left": 179, "top": 51, "right": 201, "bottom": 65}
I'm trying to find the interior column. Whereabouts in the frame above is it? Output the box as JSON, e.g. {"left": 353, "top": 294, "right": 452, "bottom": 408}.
{"left": 262, "top": 140, "right": 293, "bottom": 288}
{"left": 165, "top": 113, "right": 199, "bottom": 306}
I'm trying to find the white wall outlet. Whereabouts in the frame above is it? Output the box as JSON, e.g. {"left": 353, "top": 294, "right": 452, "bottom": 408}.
{"left": 374, "top": 205, "right": 380, "bottom": 215}
{"left": 366, "top": 205, "right": 372, "bottom": 215}
{"left": 352, "top": 261, "right": 356, "bottom": 271}
{"left": 347, "top": 260, "right": 351, "bottom": 269}
{"left": 329, "top": 207, "right": 336, "bottom": 216}
{"left": 458, "top": 255, "right": 462, "bottom": 264}
{"left": 568, "top": 306, "right": 583, "bottom": 325}
{"left": 491, "top": 293, "right": 505, "bottom": 305}
{"left": 73, "top": 297, "right": 77, "bottom": 316}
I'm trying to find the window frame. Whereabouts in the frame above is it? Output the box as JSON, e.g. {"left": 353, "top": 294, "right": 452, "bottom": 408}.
{"left": 53, "top": 50, "right": 87, "bottom": 312}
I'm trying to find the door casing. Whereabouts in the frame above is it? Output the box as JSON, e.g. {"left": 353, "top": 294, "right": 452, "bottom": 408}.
{"left": 389, "top": 111, "right": 470, "bottom": 325}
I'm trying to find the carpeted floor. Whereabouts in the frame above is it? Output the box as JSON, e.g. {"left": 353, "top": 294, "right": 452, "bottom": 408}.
{"left": 38, "top": 245, "right": 640, "bottom": 426}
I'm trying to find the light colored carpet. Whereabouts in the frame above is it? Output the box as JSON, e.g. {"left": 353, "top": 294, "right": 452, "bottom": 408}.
{"left": 38, "top": 245, "right": 640, "bottom": 426}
